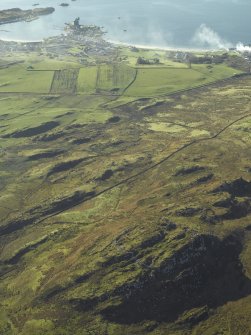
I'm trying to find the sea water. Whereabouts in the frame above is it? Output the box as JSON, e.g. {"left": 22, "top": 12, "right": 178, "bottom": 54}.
{"left": 0, "top": 0, "right": 251, "bottom": 49}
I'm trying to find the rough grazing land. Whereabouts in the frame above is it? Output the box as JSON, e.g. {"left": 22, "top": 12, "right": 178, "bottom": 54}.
{"left": 0, "top": 44, "right": 251, "bottom": 335}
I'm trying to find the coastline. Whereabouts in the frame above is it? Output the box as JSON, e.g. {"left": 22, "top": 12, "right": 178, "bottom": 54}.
{"left": 0, "top": 7, "right": 238, "bottom": 54}
{"left": 0, "top": 34, "right": 228, "bottom": 54}
{"left": 0, "top": 8, "right": 229, "bottom": 53}
{"left": 0, "top": 9, "right": 242, "bottom": 57}
{"left": 107, "top": 39, "right": 220, "bottom": 53}
{"left": 0, "top": 36, "right": 43, "bottom": 43}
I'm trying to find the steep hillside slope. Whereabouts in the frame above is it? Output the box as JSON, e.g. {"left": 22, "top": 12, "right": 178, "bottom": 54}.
{"left": 0, "top": 49, "right": 251, "bottom": 334}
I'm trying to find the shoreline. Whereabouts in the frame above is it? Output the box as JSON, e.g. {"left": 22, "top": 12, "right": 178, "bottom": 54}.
{"left": 0, "top": 34, "right": 230, "bottom": 54}
{"left": 0, "top": 15, "right": 242, "bottom": 55}
{"left": 107, "top": 39, "right": 225, "bottom": 53}
{"left": 0, "top": 9, "right": 238, "bottom": 53}
{"left": 0, "top": 36, "right": 43, "bottom": 43}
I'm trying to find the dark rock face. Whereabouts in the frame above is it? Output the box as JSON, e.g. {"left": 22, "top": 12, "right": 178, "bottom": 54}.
{"left": 34, "top": 191, "right": 96, "bottom": 216}
{"left": 0, "top": 191, "right": 95, "bottom": 236}
{"left": 201, "top": 199, "right": 251, "bottom": 224}
{"left": 27, "top": 150, "right": 65, "bottom": 160}
{"left": 177, "top": 306, "right": 209, "bottom": 326}
{"left": 0, "top": 218, "right": 34, "bottom": 236}
{"left": 3, "top": 121, "right": 59, "bottom": 138}
{"left": 210, "top": 178, "right": 251, "bottom": 221}
{"left": 195, "top": 173, "right": 214, "bottom": 184}
{"left": 98, "top": 169, "right": 114, "bottom": 181}
{"left": 6, "top": 236, "right": 49, "bottom": 265}
{"left": 200, "top": 209, "right": 222, "bottom": 224}
{"left": 222, "top": 199, "right": 251, "bottom": 220}
{"left": 47, "top": 158, "right": 84, "bottom": 177}
{"left": 36, "top": 131, "right": 65, "bottom": 142}
{"left": 159, "top": 218, "right": 177, "bottom": 231}
{"left": 174, "top": 166, "right": 205, "bottom": 176}
{"left": 99, "top": 233, "right": 251, "bottom": 324}
{"left": 107, "top": 116, "right": 121, "bottom": 123}
{"left": 213, "top": 178, "right": 251, "bottom": 197}
{"left": 213, "top": 197, "right": 233, "bottom": 208}
{"left": 176, "top": 207, "right": 201, "bottom": 217}
{"left": 72, "top": 138, "right": 91, "bottom": 145}
{"left": 101, "top": 229, "right": 168, "bottom": 269}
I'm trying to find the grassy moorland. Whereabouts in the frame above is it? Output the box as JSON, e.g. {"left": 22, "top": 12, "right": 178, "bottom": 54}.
{"left": 0, "top": 41, "right": 251, "bottom": 335}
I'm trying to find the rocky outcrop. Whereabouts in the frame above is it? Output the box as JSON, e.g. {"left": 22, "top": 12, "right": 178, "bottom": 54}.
{"left": 27, "top": 150, "right": 65, "bottom": 160}
{"left": 0, "top": 191, "right": 95, "bottom": 236}
{"left": 70, "top": 232, "right": 251, "bottom": 325}
{"left": 176, "top": 207, "right": 202, "bottom": 217}
{"left": 47, "top": 158, "right": 85, "bottom": 177}
{"left": 5, "top": 236, "right": 49, "bottom": 265}
{"left": 174, "top": 166, "right": 205, "bottom": 176}
{"left": 3, "top": 121, "right": 60, "bottom": 138}
{"left": 0, "top": 7, "right": 55, "bottom": 25}
{"left": 213, "top": 178, "right": 251, "bottom": 197}
{"left": 205, "top": 178, "right": 251, "bottom": 222}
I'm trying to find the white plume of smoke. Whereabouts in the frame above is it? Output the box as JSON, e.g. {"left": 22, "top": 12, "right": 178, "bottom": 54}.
{"left": 236, "top": 42, "right": 251, "bottom": 53}
{"left": 192, "top": 24, "right": 232, "bottom": 50}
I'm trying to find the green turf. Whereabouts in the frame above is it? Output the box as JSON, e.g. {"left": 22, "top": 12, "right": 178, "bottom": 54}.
{"left": 0, "top": 65, "right": 54, "bottom": 93}
{"left": 118, "top": 46, "right": 188, "bottom": 67}
{"left": 77, "top": 66, "right": 98, "bottom": 94}
{"left": 125, "top": 64, "right": 242, "bottom": 97}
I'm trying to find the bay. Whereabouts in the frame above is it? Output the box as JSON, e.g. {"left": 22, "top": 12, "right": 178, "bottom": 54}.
{"left": 0, "top": 0, "right": 251, "bottom": 49}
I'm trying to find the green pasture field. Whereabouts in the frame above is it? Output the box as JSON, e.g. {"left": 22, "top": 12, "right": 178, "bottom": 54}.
{"left": 125, "top": 64, "right": 242, "bottom": 97}
{"left": 118, "top": 46, "right": 188, "bottom": 67}
{"left": 77, "top": 66, "right": 97, "bottom": 94}
{"left": 0, "top": 64, "right": 54, "bottom": 93}
{"left": 77, "top": 63, "right": 136, "bottom": 94}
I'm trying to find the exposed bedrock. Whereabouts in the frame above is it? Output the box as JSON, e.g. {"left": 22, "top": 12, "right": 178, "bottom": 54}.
{"left": 213, "top": 177, "right": 251, "bottom": 198}
{"left": 3, "top": 121, "right": 59, "bottom": 138}
{"left": 91, "top": 232, "right": 251, "bottom": 324}
{"left": 0, "top": 190, "right": 95, "bottom": 236}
